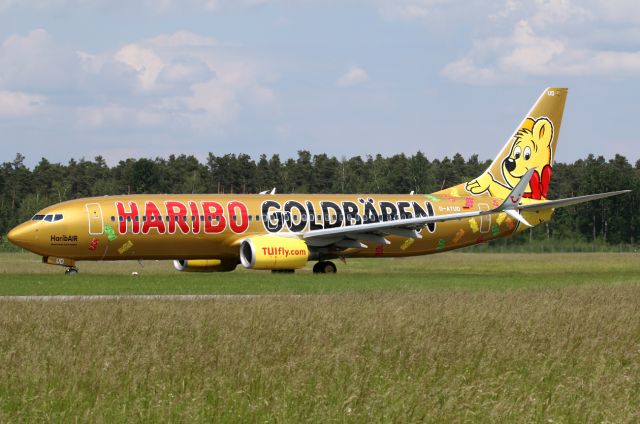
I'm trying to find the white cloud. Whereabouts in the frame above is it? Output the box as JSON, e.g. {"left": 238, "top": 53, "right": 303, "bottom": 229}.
{"left": 139, "top": 0, "right": 245, "bottom": 13}
{"left": 0, "top": 28, "right": 81, "bottom": 93}
{"left": 376, "top": 0, "right": 449, "bottom": 20}
{"left": 157, "top": 58, "right": 215, "bottom": 86}
{"left": 0, "top": 29, "right": 275, "bottom": 135}
{"left": 337, "top": 65, "right": 369, "bottom": 87}
{"left": 145, "top": 31, "right": 217, "bottom": 47}
{"left": 0, "top": 90, "right": 45, "bottom": 117}
{"left": 114, "top": 44, "right": 165, "bottom": 91}
{"left": 488, "top": 0, "right": 591, "bottom": 28}
{"left": 442, "top": 20, "right": 640, "bottom": 84}
{"left": 0, "top": 0, "right": 275, "bottom": 14}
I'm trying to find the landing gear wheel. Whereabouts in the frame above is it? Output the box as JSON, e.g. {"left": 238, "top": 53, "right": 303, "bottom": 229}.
{"left": 65, "top": 267, "right": 79, "bottom": 275}
{"left": 313, "top": 261, "right": 337, "bottom": 274}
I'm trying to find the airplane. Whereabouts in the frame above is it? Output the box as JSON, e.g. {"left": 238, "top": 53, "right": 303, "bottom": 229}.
{"left": 7, "top": 87, "right": 630, "bottom": 274}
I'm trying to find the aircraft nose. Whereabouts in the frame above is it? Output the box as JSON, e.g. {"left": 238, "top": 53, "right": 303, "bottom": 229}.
{"left": 7, "top": 223, "right": 30, "bottom": 247}
{"left": 7, "top": 227, "right": 18, "bottom": 244}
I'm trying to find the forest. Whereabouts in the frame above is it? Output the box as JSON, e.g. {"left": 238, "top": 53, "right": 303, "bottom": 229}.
{"left": 0, "top": 151, "right": 638, "bottom": 246}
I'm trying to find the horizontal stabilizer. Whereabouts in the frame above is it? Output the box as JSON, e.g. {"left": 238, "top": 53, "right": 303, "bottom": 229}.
{"left": 517, "top": 190, "right": 632, "bottom": 212}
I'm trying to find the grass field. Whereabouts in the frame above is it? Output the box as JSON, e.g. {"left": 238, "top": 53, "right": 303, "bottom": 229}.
{"left": 1, "top": 252, "right": 640, "bottom": 422}
{"left": 0, "top": 251, "right": 639, "bottom": 295}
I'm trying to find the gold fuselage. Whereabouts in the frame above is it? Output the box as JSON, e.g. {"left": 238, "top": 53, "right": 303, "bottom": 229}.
{"left": 8, "top": 193, "right": 552, "bottom": 263}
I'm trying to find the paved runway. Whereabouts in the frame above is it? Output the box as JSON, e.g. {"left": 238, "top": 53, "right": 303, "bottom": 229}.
{"left": 0, "top": 294, "right": 306, "bottom": 302}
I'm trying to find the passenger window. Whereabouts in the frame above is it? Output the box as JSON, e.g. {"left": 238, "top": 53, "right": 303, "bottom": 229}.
{"left": 44, "top": 215, "right": 53, "bottom": 222}
{"left": 255, "top": 215, "right": 260, "bottom": 221}
{"left": 111, "top": 216, "right": 116, "bottom": 222}
{"left": 119, "top": 216, "right": 124, "bottom": 222}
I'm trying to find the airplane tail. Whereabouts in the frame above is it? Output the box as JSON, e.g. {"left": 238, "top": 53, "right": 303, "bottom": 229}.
{"left": 460, "top": 87, "right": 568, "bottom": 200}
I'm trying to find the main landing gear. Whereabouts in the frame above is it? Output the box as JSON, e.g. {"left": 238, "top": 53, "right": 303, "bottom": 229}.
{"left": 313, "top": 261, "right": 337, "bottom": 274}
{"left": 65, "top": 267, "right": 79, "bottom": 275}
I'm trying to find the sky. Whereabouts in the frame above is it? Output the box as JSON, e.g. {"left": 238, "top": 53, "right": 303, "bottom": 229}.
{"left": 0, "top": 0, "right": 639, "bottom": 167}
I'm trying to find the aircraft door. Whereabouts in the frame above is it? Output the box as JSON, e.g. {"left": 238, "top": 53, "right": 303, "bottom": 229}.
{"left": 86, "top": 203, "right": 104, "bottom": 235}
{"left": 479, "top": 204, "right": 491, "bottom": 233}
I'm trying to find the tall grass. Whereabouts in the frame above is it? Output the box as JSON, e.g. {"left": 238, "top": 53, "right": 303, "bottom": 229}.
{"left": 1, "top": 286, "right": 640, "bottom": 422}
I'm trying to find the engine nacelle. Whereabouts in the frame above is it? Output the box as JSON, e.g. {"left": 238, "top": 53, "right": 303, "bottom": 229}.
{"left": 173, "top": 259, "right": 237, "bottom": 272}
{"left": 240, "top": 236, "right": 309, "bottom": 270}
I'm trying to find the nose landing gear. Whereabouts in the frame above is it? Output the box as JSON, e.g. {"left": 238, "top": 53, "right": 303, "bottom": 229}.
{"left": 313, "top": 261, "right": 337, "bottom": 274}
{"left": 65, "top": 267, "right": 79, "bottom": 275}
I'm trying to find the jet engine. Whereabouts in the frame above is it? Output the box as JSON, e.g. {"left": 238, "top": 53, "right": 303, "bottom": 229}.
{"left": 173, "top": 259, "right": 237, "bottom": 272}
{"left": 239, "top": 236, "right": 309, "bottom": 270}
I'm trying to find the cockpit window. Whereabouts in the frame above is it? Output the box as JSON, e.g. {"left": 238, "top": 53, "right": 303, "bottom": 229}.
{"left": 32, "top": 213, "right": 63, "bottom": 222}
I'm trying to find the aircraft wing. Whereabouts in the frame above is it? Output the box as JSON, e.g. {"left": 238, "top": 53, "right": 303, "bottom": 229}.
{"left": 302, "top": 169, "right": 630, "bottom": 248}
{"left": 302, "top": 208, "right": 497, "bottom": 247}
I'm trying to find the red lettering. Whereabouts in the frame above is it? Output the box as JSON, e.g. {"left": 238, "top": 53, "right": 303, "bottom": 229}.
{"left": 116, "top": 201, "right": 140, "bottom": 234}
{"left": 166, "top": 201, "right": 189, "bottom": 234}
{"left": 142, "top": 202, "right": 166, "bottom": 234}
{"left": 189, "top": 201, "right": 200, "bottom": 234}
{"left": 202, "top": 201, "right": 226, "bottom": 233}
{"left": 228, "top": 201, "right": 249, "bottom": 234}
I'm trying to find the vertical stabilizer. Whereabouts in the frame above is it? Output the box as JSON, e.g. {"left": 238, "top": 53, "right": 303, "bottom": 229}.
{"left": 463, "top": 87, "right": 568, "bottom": 200}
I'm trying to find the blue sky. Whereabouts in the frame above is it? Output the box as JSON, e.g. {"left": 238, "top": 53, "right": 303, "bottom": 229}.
{"left": 0, "top": 0, "right": 639, "bottom": 167}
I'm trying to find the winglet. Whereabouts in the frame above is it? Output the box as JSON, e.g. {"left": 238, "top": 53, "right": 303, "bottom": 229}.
{"left": 496, "top": 167, "right": 536, "bottom": 227}
{"left": 498, "top": 168, "right": 536, "bottom": 210}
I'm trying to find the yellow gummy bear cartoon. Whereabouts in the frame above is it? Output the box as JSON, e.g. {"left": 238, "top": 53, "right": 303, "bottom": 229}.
{"left": 466, "top": 117, "right": 554, "bottom": 200}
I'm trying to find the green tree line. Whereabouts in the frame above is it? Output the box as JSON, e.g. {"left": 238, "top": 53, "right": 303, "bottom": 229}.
{"left": 1, "top": 151, "right": 638, "bottom": 245}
